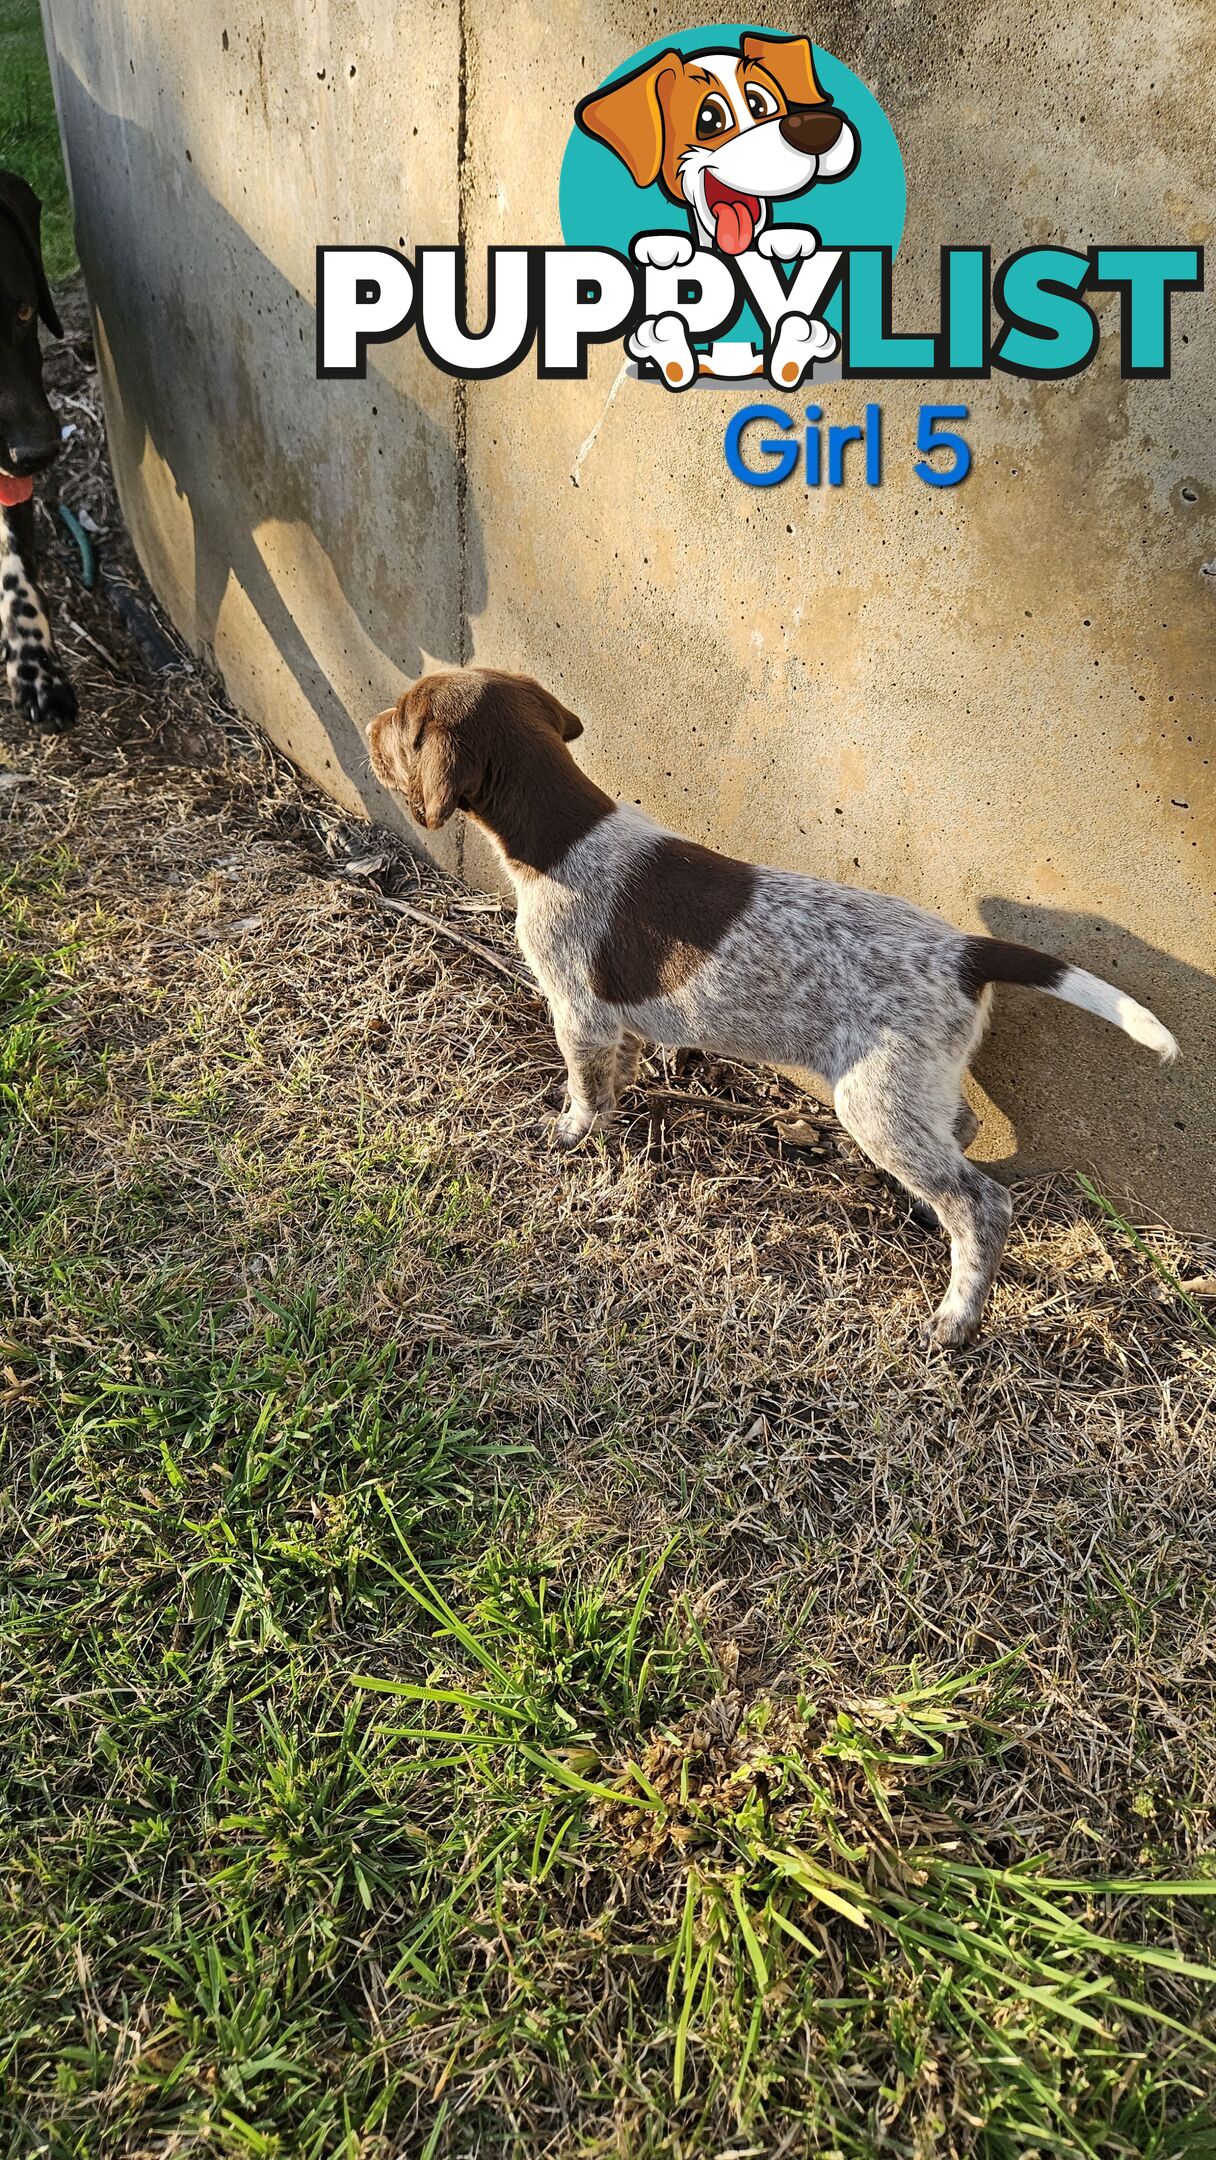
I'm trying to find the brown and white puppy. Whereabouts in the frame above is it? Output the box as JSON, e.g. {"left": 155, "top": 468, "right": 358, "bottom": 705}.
{"left": 369, "top": 670, "right": 1178, "bottom": 1348}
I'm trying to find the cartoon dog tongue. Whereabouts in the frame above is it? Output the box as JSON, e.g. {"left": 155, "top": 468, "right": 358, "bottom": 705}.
{"left": 705, "top": 177, "right": 761, "bottom": 256}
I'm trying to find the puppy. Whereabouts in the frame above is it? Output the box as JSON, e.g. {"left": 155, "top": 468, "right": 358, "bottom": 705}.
{"left": 577, "top": 35, "right": 856, "bottom": 387}
{"left": 576, "top": 35, "right": 856, "bottom": 258}
{"left": 368, "top": 670, "right": 1178, "bottom": 1348}
{"left": 0, "top": 169, "right": 74, "bottom": 731}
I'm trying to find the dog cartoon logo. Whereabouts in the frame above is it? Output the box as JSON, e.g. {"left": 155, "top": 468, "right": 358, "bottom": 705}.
{"left": 575, "top": 32, "right": 859, "bottom": 387}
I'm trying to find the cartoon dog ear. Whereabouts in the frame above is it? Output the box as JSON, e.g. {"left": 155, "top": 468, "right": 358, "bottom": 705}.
{"left": 0, "top": 173, "right": 64, "bottom": 338}
{"left": 575, "top": 53, "right": 680, "bottom": 188}
{"left": 740, "top": 33, "right": 827, "bottom": 108}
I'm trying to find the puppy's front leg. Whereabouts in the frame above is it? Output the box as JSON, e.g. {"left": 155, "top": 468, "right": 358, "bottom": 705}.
{"left": 616, "top": 1030, "right": 647, "bottom": 1095}
{"left": 1, "top": 501, "right": 76, "bottom": 732}
{"left": 551, "top": 1017, "right": 623, "bottom": 1149}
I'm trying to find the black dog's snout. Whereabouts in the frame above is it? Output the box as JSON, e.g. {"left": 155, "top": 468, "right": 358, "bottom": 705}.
{"left": 3, "top": 428, "right": 60, "bottom": 478}
{"left": 779, "top": 105, "right": 846, "bottom": 155}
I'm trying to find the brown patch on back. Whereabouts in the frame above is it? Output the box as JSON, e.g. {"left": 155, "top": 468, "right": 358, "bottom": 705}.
{"left": 592, "top": 836, "right": 757, "bottom": 1005}
{"left": 958, "top": 936, "right": 1066, "bottom": 1001}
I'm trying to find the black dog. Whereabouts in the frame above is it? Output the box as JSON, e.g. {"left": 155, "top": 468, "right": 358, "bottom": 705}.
{"left": 0, "top": 170, "right": 75, "bottom": 731}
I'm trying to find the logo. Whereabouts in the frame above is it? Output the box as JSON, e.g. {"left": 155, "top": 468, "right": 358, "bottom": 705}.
{"left": 315, "top": 26, "right": 1202, "bottom": 398}
{"left": 561, "top": 28, "right": 901, "bottom": 388}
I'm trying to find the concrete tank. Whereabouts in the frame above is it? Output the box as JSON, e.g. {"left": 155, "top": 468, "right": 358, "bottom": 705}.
{"left": 42, "top": 0, "right": 1215, "bottom": 1228}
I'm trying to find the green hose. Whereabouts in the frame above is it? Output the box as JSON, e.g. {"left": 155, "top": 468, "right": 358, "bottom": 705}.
{"left": 57, "top": 501, "right": 97, "bottom": 590}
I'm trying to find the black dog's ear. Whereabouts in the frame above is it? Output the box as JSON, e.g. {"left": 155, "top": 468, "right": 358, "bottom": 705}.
{"left": 0, "top": 172, "right": 64, "bottom": 338}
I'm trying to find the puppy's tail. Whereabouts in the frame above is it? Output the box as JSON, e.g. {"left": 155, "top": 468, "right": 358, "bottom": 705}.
{"left": 958, "top": 938, "right": 1180, "bottom": 1063}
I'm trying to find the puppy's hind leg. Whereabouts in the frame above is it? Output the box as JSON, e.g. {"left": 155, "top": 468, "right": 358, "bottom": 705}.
{"left": 551, "top": 1014, "right": 623, "bottom": 1150}
{"left": 955, "top": 1099, "right": 981, "bottom": 1151}
{"left": 835, "top": 1051, "right": 1012, "bottom": 1349}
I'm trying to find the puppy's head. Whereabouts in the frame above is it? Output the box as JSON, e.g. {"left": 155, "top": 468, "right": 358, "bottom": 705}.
{"left": 368, "top": 667, "right": 583, "bottom": 831}
{"left": 576, "top": 36, "right": 856, "bottom": 254}
{"left": 0, "top": 170, "right": 64, "bottom": 497}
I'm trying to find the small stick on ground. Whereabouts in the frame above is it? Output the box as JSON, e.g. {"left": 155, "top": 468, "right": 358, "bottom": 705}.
{"left": 365, "top": 891, "right": 537, "bottom": 991}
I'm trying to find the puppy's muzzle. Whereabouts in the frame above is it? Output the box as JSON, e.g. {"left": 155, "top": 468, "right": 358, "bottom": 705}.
{"left": 778, "top": 106, "right": 846, "bottom": 155}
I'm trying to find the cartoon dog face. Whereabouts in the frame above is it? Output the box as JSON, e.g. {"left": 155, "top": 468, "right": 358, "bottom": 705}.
{"left": 575, "top": 34, "right": 857, "bottom": 256}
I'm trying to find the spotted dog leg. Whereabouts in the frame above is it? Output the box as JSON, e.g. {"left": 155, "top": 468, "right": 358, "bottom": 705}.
{"left": 1, "top": 500, "right": 77, "bottom": 731}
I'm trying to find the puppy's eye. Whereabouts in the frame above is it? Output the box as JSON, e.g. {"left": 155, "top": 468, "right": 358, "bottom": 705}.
{"left": 695, "top": 95, "right": 731, "bottom": 140}
{"left": 745, "top": 85, "right": 778, "bottom": 120}
{"left": 16, "top": 300, "right": 35, "bottom": 325}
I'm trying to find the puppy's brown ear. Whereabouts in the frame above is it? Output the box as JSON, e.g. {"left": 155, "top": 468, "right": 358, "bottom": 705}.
{"left": 415, "top": 728, "right": 473, "bottom": 829}
{"left": 575, "top": 53, "right": 680, "bottom": 188}
{"left": 367, "top": 697, "right": 412, "bottom": 792}
{"left": 500, "top": 673, "right": 583, "bottom": 743}
{"left": 741, "top": 33, "right": 827, "bottom": 107}
{"left": 0, "top": 173, "right": 64, "bottom": 338}
{"left": 543, "top": 691, "right": 583, "bottom": 743}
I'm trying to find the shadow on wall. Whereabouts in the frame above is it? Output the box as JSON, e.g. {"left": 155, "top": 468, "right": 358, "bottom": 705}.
{"left": 972, "top": 896, "right": 1209, "bottom": 1217}
{"left": 52, "top": 54, "right": 485, "bottom": 831}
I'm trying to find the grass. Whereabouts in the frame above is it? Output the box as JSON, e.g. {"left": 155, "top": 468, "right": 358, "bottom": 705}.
{"left": 1, "top": 340, "right": 1215, "bottom": 2152}
{"left": 2, "top": 768, "right": 1215, "bottom": 2158}
{"left": 0, "top": 0, "right": 75, "bottom": 281}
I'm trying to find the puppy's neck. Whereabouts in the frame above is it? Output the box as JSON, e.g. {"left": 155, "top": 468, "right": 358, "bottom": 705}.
{"left": 464, "top": 730, "right": 614, "bottom": 880}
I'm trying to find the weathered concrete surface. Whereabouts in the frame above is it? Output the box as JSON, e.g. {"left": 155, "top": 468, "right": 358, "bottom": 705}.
{"left": 43, "top": 0, "right": 1216, "bottom": 1227}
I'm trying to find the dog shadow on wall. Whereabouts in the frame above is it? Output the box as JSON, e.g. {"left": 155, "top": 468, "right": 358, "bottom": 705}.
{"left": 971, "top": 895, "right": 1211, "bottom": 1218}
{"left": 52, "top": 60, "right": 485, "bottom": 835}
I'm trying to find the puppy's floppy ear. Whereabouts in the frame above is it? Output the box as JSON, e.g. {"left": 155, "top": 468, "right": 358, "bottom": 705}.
{"left": 575, "top": 53, "right": 680, "bottom": 188}
{"left": 367, "top": 690, "right": 476, "bottom": 829}
{"left": 741, "top": 33, "right": 827, "bottom": 108}
{"left": 0, "top": 173, "right": 64, "bottom": 338}
{"left": 544, "top": 691, "right": 583, "bottom": 743}
{"left": 414, "top": 727, "right": 474, "bottom": 829}
{"left": 499, "top": 672, "right": 583, "bottom": 743}
{"left": 367, "top": 696, "right": 412, "bottom": 792}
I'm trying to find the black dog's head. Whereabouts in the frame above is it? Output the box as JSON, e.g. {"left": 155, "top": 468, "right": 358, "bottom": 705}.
{"left": 0, "top": 170, "right": 64, "bottom": 495}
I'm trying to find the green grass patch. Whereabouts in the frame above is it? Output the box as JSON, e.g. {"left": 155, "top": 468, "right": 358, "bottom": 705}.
{"left": 2, "top": 850, "right": 1214, "bottom": 2156}
{"left": 0, "top": 0, "right": 75, "bottom": 281}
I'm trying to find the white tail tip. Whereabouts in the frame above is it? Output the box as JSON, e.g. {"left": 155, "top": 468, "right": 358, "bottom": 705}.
{"left": 1051, "top": 967, "right": 1180, "bottom": 1063}
{"left": 1118, "top": 999, "right": 1180, "bottom": 1063}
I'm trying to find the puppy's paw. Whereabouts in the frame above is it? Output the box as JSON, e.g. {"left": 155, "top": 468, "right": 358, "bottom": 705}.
{"left": 767, "top": 312, "right": 838, "bottom": 389}
{"left": 550, "top": 1109, "right": 594, "bottom": 1150}
{"left": 627, "top": 313, "right": 698, "bottom": 389}
{"left": 7, "top": 649, "right": 77, "bottom": 732}
{"left": 921, "top": 1306, "right": 981, "bottom": 1353}
{"left": 756, "top": 225, "right": 819, "bottom": 262}
{"left": 631, "top": 232, "right": 695, "bottom": 271}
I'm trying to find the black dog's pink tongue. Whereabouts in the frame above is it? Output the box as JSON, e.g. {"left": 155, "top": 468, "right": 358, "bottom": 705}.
{"left": 712, "top": 195, "right": 756, "bottom": 255}
{"left": 0, "top": 473, "right": 34, "bottom": 507}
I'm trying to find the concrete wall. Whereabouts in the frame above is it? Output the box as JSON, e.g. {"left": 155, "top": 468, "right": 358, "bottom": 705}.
{"left": 43, "top": 0, "right": 1215, "bottom": 1228}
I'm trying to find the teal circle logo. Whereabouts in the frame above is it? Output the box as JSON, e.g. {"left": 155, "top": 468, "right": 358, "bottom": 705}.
{"left": 560, "top": 25, "right": 904, "bottom": 355}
